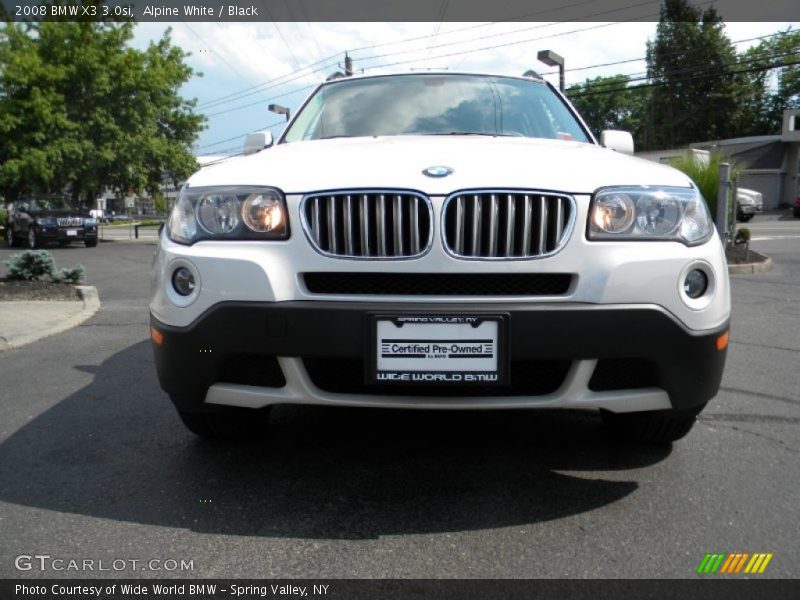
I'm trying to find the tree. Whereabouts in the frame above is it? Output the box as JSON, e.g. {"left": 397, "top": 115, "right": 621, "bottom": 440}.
{"left": 646, "top": 0, "right": 743, "bottom": 149}
{"left": 738, "top": 29, "right": 800, "bottom": 134}
{"left": 567, "top": 74, "right": 651, "bottom": 149}
{"left": 0, "top": 17, "right": 204, "bottom": 203}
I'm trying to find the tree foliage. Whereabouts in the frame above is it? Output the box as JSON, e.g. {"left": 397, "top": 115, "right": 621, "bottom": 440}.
{"left": 566, "top": 1, "right": 796, "bottom": 151}
{"left": 645, "top": 0, "right": 741, "bottom": 149}
{"left": 567, "top": 75, "right": 651, "bottom": 149}
{"left": 738, "top": 29, "right": 800, "bottom": 134}
{"left": 0, "top": 17, "right": 204, "bottom": 203}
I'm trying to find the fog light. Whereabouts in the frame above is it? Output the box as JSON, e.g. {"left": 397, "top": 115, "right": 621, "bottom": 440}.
{"left": 172, "top": 267, "right": 196, "bottom": 296}
{"left": 684, "top": 269, "right": 708, "bottom": 299}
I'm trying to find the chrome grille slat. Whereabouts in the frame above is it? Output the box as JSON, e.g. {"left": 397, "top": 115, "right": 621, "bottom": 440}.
{"left": 303, "top": 190, "right": 431, "bottom": 259}
{"left": 504, "top": 194, "right": 515, "bottom": 256}
{"left": 410, "top": 197, "right": 419, "bottom": 254}
{"left": 393, "top": 194, "right": 403, "bottom": 256}
{"left": 327, "top": 196, "right": 338, "bottom": 254}
{"left": 376, "top": 194, "right": 387, "bottom": 257}
{"left": 488, "top": 194, "right": 499, "bottom": 257}
{"left": 537, "top": 195, "right": 547, "bottom": 254}
{"left": 554, "top": 197, "right": 564, "bottom": 244}
{"left": 359, "top": 194, "right": 370, "bottom": 256}
{"left": 57, "top": 217, "right": 83, "bottom": 227}
{"left": 343, "top": 194, "right": 354, "bottom": 255}
{"left": 454, "top": 197, "right": 464, "bottom": 254}
{"left": 312, "top": 198, "right": 321, "bottom": 245}
{"left": 443, "top": 190, "right": 574, "bottom": 259}
{"left": 471, "top": 195, "right": 481, "bottom": 256}
{"left": 521, "top": 195, "right": 532, "bottom": 254}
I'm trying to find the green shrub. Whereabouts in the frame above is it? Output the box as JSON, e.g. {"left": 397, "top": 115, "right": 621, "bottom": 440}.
{"left": 3, "top": 250, "right": 85, "bottom": 284}
{"left": 668, "top": 150, "right": 741, "bottom": 229}
{"left": 4, "top": 250, "right": 58, "bottom": 281}
{"left": 52, "top": 265, "right": 86, "bottom": 284}
{"left": 734, "top": 228, "right": 751, "bottom": 244}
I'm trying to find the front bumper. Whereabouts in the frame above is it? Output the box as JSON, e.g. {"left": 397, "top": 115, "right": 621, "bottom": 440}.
{"left": 738, "top": 205, "right": 758, "bottom": 215}
{"left": 38, "top": 226, "right": 98, "bottom": 242}
{"left": 151, "top": 301, "right": 728, "bottom": 414}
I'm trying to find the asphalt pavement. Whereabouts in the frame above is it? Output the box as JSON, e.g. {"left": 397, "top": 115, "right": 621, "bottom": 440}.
{"left": 0, "top": 225, "right": 797, "bottom": 579}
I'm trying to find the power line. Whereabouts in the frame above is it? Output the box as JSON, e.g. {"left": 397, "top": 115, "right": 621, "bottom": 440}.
{"left": 530, "top": 30, "right": 797, "bottom": 86}
{"left": 345, "top": 0, "right": 616, "bottom": 54}
{"left": 257, "top": 0, "right": 302, "bottom": 71}
{"left": 569, "top": 58, "right": 800, "bottom": 99}
{"left": 196, "top": 0, "right": 665, "bottom": 111}
{"left": 194, "top": 119, "right": 287, "bottom": 150}
{"left": 353, "top": 0, "right": 668, "bottom": 66}
{"left": 183, "top": 23, "right": 264, "bottom": 94}
{"left": 204, "top": 82, "right": 319, "bottom": 118}
{"left": 566, "top": 46, "right": 800, "bottom": 95}
{"left": 196, "top": 53, "right": 339, "bottom": 109}
{"left": 192, "top": 16, "right": 794, "bottom": 145}
{"left": 296, "top": 0, "right": 325, "bottom": 64}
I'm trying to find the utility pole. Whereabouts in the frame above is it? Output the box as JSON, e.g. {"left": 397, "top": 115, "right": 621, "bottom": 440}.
{"left": 344, "top": 53, "right": 353, "bottom": 77}
{"left": 716, "top": 162, "right": 731, "bottom": 244}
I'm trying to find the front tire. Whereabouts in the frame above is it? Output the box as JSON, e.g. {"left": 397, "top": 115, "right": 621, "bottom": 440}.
{"left": 176, "top": 406, "right": 272, "bottom": 439}
{"left": 85, "top": 238, "right": 98, "bottom": 247}
{"left": 601, "top": 404, "right": 706, "bottom": 444}
{"left": 28, "top": 228, "right": 39, "bottom": 249}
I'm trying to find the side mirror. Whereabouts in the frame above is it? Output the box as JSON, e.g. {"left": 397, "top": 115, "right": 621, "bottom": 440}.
{"left": 243, "top": 131, "right": 273, "bottom": 155}
{"left": 600, "top": 130, "right": 634, "bottom": 155}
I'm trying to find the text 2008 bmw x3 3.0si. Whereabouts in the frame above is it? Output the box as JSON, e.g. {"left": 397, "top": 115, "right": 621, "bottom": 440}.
{"left": 150, "top": 72, "right": 730, "bottom": 443}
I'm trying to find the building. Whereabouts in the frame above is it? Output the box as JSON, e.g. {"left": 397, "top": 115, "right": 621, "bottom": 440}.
{"left": 636, "top": 109, "right": 800, "bottom": 210}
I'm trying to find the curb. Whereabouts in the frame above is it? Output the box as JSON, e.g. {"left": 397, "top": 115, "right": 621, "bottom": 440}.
{"left": 728, "top": 256, "right": 773, "bottom": 275}
{"left": 0, "top": 285, "right": 101, "bottom": 351}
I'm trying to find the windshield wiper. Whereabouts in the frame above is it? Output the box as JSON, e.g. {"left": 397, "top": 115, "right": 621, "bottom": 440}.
{"left": 423, "top": 131, "right": 522, "bottom": 137}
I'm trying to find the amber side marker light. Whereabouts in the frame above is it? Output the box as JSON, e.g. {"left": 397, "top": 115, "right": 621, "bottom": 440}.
{"left": 150, "top": 326, "right": 164, "bottom": 346}
{"left": 716, "top": 331, "right": 729, "bottom": 351}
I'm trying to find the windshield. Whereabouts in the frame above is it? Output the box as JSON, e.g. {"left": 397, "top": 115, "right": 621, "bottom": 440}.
{"left": 27, "top": 198, "right": 84, "bottom": 212}
{"left": 283, "top": 74, "right": 590, "bottom": 143}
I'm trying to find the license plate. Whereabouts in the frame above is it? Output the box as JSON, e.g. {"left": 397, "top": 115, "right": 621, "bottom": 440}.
{"left": 368, "top": 315, "right": 507, "bottom": 385}
{"left": 66, "top": 229, "right": 78, "bottom": 236}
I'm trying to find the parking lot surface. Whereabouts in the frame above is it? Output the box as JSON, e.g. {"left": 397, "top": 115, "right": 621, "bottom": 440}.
{"left": 0, "top": 226, "right": 798, "bottom": 578}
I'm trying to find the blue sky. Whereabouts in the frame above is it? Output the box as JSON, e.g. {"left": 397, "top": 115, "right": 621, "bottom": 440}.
{"left": 130, "top": 21, "right": 798, "bottom": 156}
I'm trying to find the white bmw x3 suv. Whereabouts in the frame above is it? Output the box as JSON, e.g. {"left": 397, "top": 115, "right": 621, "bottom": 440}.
{"left": 150, "top": 72, "right": 730, "bottom": 443}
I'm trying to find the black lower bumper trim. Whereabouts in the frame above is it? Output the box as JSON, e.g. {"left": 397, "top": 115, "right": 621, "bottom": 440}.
{"left": 150, "top": 301, "right": 728, "bottom": 412}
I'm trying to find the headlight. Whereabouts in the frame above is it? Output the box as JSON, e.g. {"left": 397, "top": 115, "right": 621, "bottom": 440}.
{"left": 588, "top": 186, "right": 713, "bottom": 246}
{"left": 36, "top": 217, "right": 58, "bottom": 227}
{"left": 84, "top": 218, "right": 97, "bottom": 227}
{"left": 167, "top": 186, "right": 289, "bottom": 245}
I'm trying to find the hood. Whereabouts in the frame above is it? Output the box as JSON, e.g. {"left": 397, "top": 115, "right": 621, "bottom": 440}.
{"left": 31, "top": 208, "right": 92, "bottom": 219}
{"left": 188, "top": 135, "right": 694, "bottom": 195}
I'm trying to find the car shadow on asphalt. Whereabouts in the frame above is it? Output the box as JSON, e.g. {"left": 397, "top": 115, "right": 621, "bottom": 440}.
{"left": 0, "top": 340, "right": 671, "bottom": 540}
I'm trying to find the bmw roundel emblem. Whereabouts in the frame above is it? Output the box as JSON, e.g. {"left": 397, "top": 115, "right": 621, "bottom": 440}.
{"left": 422, "top": 165, "right": 453, "bottom": 178}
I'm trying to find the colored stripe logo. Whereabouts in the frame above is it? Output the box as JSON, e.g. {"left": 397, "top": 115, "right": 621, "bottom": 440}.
{"left": 697, "top": 553, "right": 773, "bottom": 574}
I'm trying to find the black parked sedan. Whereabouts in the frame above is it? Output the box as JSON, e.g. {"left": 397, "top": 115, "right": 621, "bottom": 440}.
{"left": 6, "top": 198, "right": 98, "bottom": 249}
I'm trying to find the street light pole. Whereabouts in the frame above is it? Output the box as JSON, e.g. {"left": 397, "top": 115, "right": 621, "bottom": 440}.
{"left": 537, "top": 49, "right": 565, "bottom": 93}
